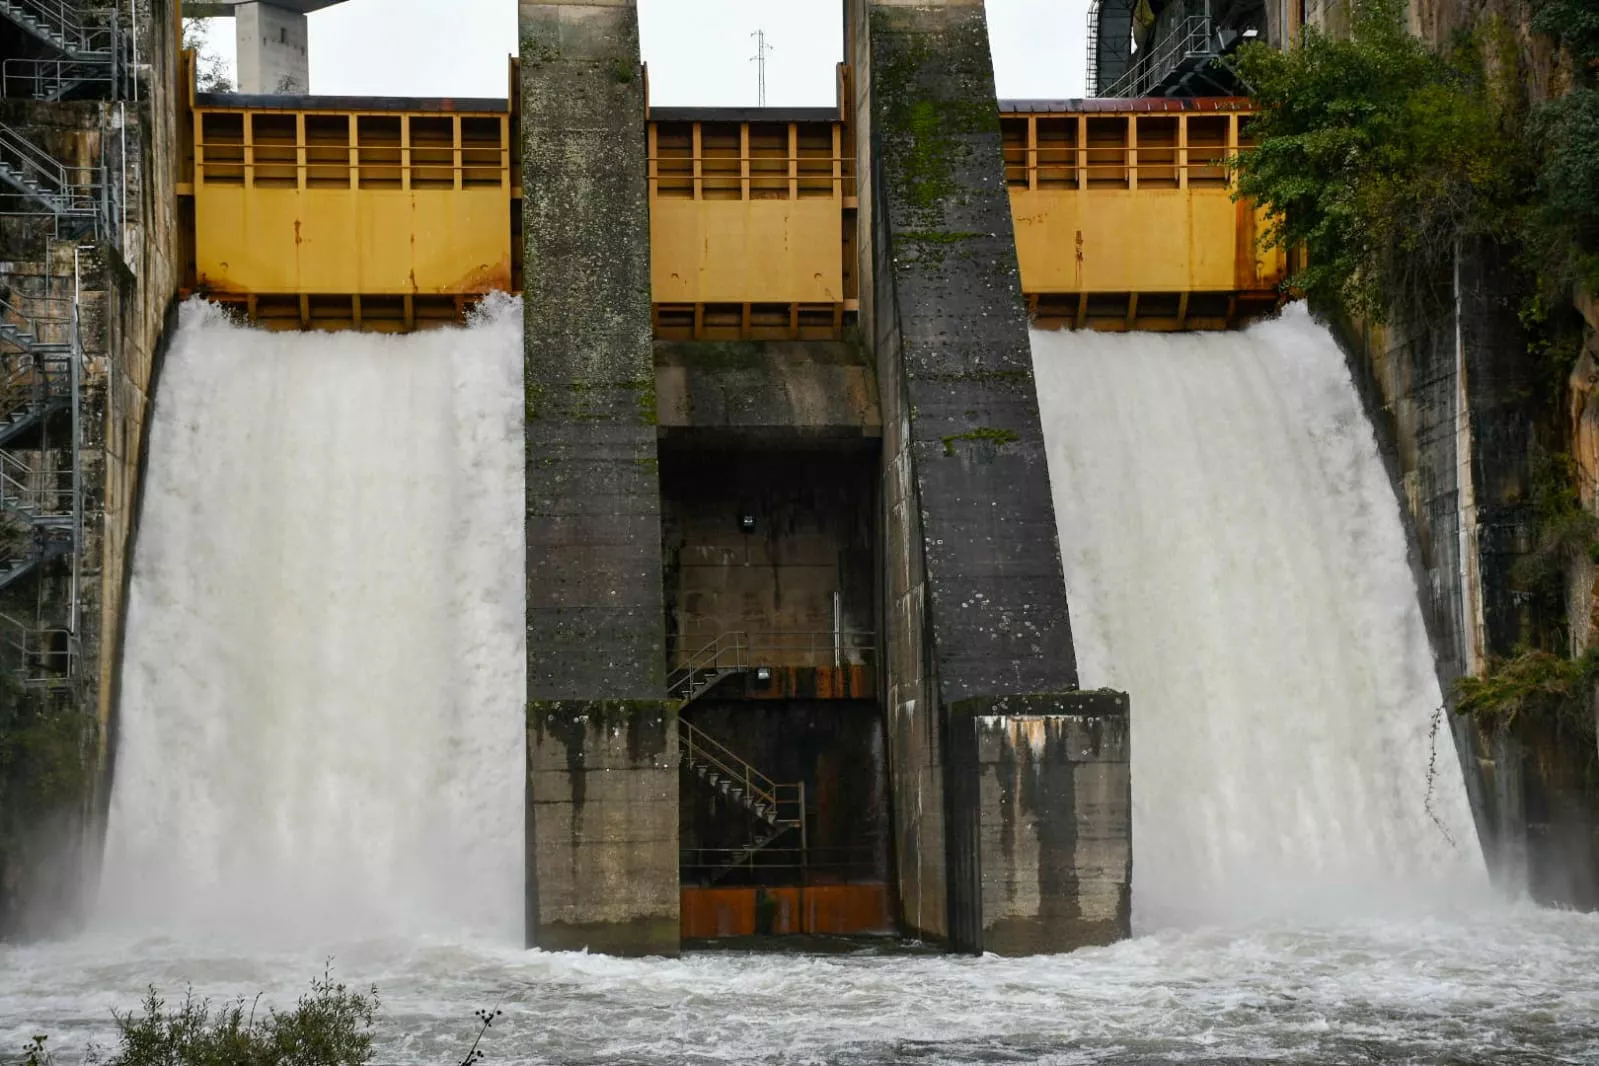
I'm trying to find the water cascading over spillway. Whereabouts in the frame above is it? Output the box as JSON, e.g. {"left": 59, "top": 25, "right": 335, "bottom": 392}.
{"left": 97, "top": 297, "right": 526, "bottom": 942}
{"left": 1032, "top": 305, "right": 1487, "bottom": 928}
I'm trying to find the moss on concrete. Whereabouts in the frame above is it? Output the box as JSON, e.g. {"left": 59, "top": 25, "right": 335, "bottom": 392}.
{"left": 940, "top": 427, "right": 1020, "bottom": 457}
{"left": 869, "top": 8, "right": 1002, "bottom": 230}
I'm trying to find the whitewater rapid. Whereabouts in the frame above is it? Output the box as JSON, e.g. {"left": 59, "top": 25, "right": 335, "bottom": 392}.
{"left": 3, "top": 304, "right": 1595, "bottom": 1065}
{"left": 1031, "top": 306, "right": 1485, "bottom": 926}
{"left": 95, "top": 297, "right": 527, "bottom": 943}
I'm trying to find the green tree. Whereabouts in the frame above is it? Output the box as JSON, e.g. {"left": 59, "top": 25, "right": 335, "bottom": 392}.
{"left": 1229, "top": 0, "right": 1524, "bottom": 320}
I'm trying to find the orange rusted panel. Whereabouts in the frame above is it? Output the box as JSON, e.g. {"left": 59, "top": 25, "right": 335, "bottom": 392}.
{"left": 804, "top": 884, "right": 894, "bottom": 935}
{"left": 681, "top": 884, "right": 895, "bottom": 938}
{"left": 680, "top": 888, "right": 755, "bottom": 939}
{"left": 764, "top": 887, "right": 802, "bottom": 935}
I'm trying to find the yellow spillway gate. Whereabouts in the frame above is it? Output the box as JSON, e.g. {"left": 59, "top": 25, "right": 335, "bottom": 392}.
{"left": 179, "top": 55, "right": 515, "bottom": 331}
{"left": 1002, "top": 98, "right": 1287, "bottom": 331}
{"left": 177, "top": 49, "right": 1282, "bottom": 336}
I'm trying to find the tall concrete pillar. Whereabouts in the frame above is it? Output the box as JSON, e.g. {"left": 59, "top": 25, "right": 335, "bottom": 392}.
{"left": 521, "top": 0, "right": 678, "bottom": 956}
{"left": 847, "top": 0, "right": 1130, "bottom": 952}
{"left": 235, "top": 2, "right": 309, "bottom": 93}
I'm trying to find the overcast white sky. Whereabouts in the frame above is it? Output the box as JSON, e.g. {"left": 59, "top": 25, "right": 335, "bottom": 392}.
{"left": 194, "top": 0, "right": 1087, "bottom": 103}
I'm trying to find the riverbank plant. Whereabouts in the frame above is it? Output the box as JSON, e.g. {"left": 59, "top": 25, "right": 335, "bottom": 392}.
{"left": 4, "top": 974, "right": 510, "bottom": 1066}
{"left": 1229, "top": 0, "right": 1523, "bottom": 321}
{"left": 6, "top": 973, "right": 378, "bottom": 1066}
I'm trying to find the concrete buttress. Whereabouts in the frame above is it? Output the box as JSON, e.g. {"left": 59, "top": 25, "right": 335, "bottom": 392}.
{"left": 847, "top": 0, "right": 1130, "bottom": 953}
{"left": 521, "top": 0, "right": 679, "bottom": 956}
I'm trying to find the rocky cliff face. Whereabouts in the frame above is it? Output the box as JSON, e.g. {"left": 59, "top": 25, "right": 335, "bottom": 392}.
{"left": 1329, "top": 0, "right": 1599, "bottom": 906}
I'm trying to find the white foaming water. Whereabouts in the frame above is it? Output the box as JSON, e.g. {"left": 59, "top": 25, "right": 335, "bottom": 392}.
{"left": 6, "top": 302, "right": 1597, "bottom": 1066}
{"left": 95, "top": 297, "right": 526, "bottom": 944}
{"left": 1030, "top": 305, "right": 1486, "bottom": 928}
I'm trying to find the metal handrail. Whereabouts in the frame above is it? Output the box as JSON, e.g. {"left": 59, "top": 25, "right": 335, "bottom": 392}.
{"left": 0, "top": 0, "right": 114, "bottom": 55}
{"left": 679, "top": 718, "right": 801, "bottom": 824}
{"left": 0, "top": 349, "right": 72, "bottom": 423}
{"left": 0, "top": 609, "right": 77, "bottom": 687}
{"left": 674, "top": 629, "right": 876, "bottom": 668}
{"left": 0, "top": 293, "right": 73, "bottom": 346}
{"left": 1, "top": 56, "right": 114, "bottom": 99}
{"left": 1103, "top": 15, "right": 1217, "bottom": 99}
{"left": 0, "top": 448, "right": 73, "bottom": 519}
{"left": 668, "top": 631, "right": 750, "bottom": 698}
{"left": 0, "top": 121, "right": 105, "bottom": 216}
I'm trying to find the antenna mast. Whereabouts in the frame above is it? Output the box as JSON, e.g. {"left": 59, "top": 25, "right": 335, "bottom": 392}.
{"left": 750, "top": 29, "right": 773, "bottom": 107}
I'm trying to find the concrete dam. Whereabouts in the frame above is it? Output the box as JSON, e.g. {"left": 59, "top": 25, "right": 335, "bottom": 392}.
{"left": 5, "top": 0, "right": 1599, "bottom": 1062}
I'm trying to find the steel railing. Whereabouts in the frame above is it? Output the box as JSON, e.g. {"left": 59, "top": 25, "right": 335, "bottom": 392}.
{"left": 0, "top": 293, "right": 73, "bottom": 347}
{"left": 668, "top": 632, "right": 749, "bottom": 698}
{"left": 1103, "top": 16, "right": 1218, "bottom": 99}
{"left": 680, "top": 718, "right": 793, "bottom": 817}
{"left": 0, "top": 609, "right": 77, "bottom": 688}
{"left": 0, "top": 449, "right": 74, "bottom": 520}
{"left": 0, "top": 0, "right": 114, "bottom": 55}
{"left": 680, "top": 844, "right": 880, "bottom": 877}
{"left": 1, "top": 56, "right": 115, "bottom": 100}
{"left": 0, "top": 122, "right": 106, "bottom": 217}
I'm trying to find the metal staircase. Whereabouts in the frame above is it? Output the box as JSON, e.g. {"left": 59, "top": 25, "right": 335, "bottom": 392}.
{"left": 668, "top": 632, "right": 751, "bottom": 705}
{"left": 0, "top": 290, "right": 81, "bottom": 595}
{"left": 0, "top": 0, "right": 122, "bottom": 101}
{"left": 0, "top": 609, "right": 76, "bottom": 689}
{"left": 679, "top": 719, "right": 806, "bottom": 884}
{"left": 0, "top": 123, "right": 105, "bottom": 239}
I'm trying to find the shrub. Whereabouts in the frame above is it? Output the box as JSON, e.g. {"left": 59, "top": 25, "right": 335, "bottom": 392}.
{"left": 87, "top": 973, "right": 378, "bottom": 1066}
{"left": 1456, "top": 647, "right": 1599, "bottom": 736}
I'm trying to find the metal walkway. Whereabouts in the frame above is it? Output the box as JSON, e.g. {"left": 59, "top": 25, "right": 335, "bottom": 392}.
{"left": 0, "top": 122, "right": 107, "bottom": 240}
{"left": 0, "top": 0, "right": 125, "bottom": 101}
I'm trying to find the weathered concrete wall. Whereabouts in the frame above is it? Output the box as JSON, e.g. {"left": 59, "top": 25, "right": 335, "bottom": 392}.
{"left": 521, "top": 0, "right": 677, "bottom": 954}
{"left": 527, "top": 701, "right": 679, "bottom": 954}
{"left": 654, "top": 340, "right": 881, "bottom": 436}
{"left": 659, "top": 445, "right": 876, "bottom": 667}
{"left": 0, "top": 0, "right": 182, "bottom": 937}
{"left": 965, "top": 693, "right": 1131, "bottom": 955}
{"left": 1337, "top": 240, "right": 1559, "bottom": 891}
{"left": 848, "top": 0, "right": 1088, "bottom": 951}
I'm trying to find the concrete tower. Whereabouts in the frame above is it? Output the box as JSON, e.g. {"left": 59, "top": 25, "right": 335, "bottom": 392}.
{"left": 184, "top": 0, "right": 350, "bottom": 93}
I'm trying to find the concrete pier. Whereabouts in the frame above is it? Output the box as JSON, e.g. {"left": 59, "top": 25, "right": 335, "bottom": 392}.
{"left": 521, "top": 0, "right": 678, "bottom": 956}
{"left": 967, "top": 695, "right": 1131, "bottom": 954}
{"left": 846, "top": 0, "right": 1122, "bottom": 952}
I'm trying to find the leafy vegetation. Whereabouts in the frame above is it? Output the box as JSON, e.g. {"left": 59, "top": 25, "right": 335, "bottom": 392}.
{"left": 0, "top": 672, "right": 92, "bottom": 933}
{"left": 94, "top": 974, "right": 377, "bottom": 1066}
{"left": 1511, "top": 451, "right": 1599, "bottom": 599}
{"left": 1230, "top": 0, "right": 1522, "bottom": 319}
{"left": 1230, "top": 0, "right": 1599, "bottom": 321}
{"left": 1456, "top": 648, "right": 1599, "bottom": 737}
{"left": 5, "top": 974, "right": 509, "bottom": 1066}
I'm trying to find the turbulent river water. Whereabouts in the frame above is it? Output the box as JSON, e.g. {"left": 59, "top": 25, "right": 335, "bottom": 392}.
{"left": 2, "top": 303, "right": 1597, "bottom": 1065}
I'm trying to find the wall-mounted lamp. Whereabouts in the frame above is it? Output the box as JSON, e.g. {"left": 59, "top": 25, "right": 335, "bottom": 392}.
{"left": 740, "top": 514, "right": 757, "bottom": 534}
